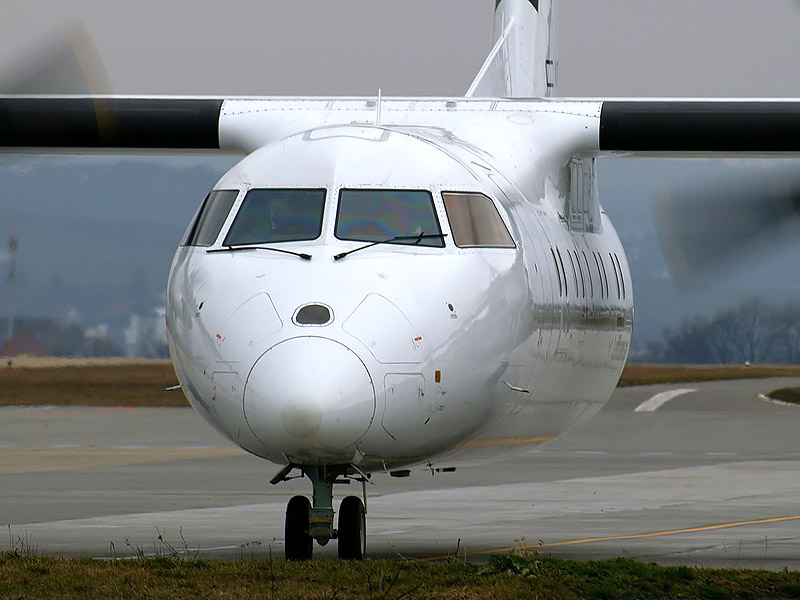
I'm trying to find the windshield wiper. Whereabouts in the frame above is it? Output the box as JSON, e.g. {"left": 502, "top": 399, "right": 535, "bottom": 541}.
{"left": 207, "top": 245, "right": 312, "bottom": 260}
{"left": 333, "top": 233, "right": 447, "bottom": 261}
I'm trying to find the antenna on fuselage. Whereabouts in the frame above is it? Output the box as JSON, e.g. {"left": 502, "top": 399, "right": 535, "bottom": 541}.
{"left": 376, "top": 88, "right": 382, "bottom": 126}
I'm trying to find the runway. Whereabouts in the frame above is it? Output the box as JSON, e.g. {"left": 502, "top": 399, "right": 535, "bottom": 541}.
{"left": 2, "top": 376, "right": 800, "bottom": 568}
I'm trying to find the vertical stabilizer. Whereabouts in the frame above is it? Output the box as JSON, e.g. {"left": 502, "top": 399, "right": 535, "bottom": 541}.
{"left": 467, "top": 0, "right": 558, "bottom": 98}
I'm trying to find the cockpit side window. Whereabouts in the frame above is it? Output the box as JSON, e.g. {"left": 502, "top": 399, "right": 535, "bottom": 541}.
{"left": 223, "top": 188, "right": 326, "bottom": 245}
{"left": 183, "top": 189, "right": 238, "bottom": 247}
{"left": 442, "top": 192, "right": 516, "bottom": 248}
{"left": 335, "top": 189, "right": 444, "bottom": 247}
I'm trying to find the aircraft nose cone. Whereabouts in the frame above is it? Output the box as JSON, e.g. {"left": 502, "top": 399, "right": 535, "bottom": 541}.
{"left": 244, "top": 337, "right": 375, "bottom": 460}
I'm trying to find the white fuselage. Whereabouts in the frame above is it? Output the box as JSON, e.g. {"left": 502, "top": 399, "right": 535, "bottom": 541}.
{"left": 166, "top": 104, "right": 632, "bottom": 472}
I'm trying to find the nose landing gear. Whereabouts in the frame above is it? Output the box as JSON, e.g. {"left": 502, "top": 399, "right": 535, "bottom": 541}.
{"left": 274, "top": 464, "right": 369, "bottom": 560}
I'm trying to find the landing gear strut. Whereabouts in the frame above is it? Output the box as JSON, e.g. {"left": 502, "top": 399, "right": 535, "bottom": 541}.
{"left": 275, "top": 464, "right": 368, "bottom": 560}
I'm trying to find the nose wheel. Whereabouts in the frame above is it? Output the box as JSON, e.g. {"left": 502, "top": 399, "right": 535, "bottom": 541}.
{"left": 338, "top": 495, "right": 366, "bottom": 560}
{"left": 276, "top": 465, "right": 369, "bottom": 560}
{"left": 285, "top": 495, "right": 313, "bottom": 560}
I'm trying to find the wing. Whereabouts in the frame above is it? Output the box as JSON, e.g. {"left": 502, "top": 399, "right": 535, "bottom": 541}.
{"left": 598, "top": 100, "right": 800, "bottom": 154}
{"left": 2, "top": 96, "right": 799, "bottom": 156}
{"left": 0, "top": 97, "right": 223, "bottom": 150}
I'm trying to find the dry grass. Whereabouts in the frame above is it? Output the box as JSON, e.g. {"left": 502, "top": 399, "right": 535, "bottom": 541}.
{"left": 0, "top": 360, "right": 187, "bottom": 407}
{"left": 619, "top": 364, "right": 800, "bottom": 387}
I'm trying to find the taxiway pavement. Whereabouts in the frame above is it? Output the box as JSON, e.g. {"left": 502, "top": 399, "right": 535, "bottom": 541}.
{"left": 2, "top": 377, "right": 799, "bottom": 568}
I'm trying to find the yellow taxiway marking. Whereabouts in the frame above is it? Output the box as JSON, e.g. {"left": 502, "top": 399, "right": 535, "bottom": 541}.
{"left": 456, "top": 435, "right": 555, "bottom": 448}
{"left": 535, "top": 515, "right": 800, "bottom": 548}
{"left": 0, "top": 446, "right": 244, "bottom": 474}
{"left": 415, "top": 515, "right": 800, "bottom": 562}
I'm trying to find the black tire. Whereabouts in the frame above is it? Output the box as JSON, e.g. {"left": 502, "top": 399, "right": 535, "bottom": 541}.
{"left": 337, "top": 495, "right": 366, "bottom": 560}
{"left": 285, "top": 495, "right": 312, "bottom": 560}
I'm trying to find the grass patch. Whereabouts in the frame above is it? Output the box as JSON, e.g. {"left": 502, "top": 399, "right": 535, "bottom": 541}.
{"left": 619, "top": 364, "right": 800, "bottom": 387}
{"left": 0, "top": 553, "right": 798, "bottom": 599}
{"left": 0, "top": 362, "right": 186, "bottom": 407}
{"left": 767, "top": 387, "right": 800, "bottom": 405}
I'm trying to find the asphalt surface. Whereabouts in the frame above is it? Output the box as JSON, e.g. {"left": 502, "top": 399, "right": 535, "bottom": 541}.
{"left": 2, "top": 376, "right": 799, "bottom": 568}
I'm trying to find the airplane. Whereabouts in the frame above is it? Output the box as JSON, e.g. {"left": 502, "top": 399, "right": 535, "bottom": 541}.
{"left": 1, "top": 0, "right": 799, "bottom": 561}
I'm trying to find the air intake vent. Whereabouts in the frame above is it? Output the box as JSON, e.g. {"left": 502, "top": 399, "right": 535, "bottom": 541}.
{"left": 294, "top": 304, "right": 333, "bottom": 326}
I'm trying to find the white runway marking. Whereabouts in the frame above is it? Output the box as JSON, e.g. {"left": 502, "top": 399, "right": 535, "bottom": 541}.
{"left": 758, "top": 394, "right": 799, "bottom": 408}
{"left": 634, "top": 389, "right": 696, "bottom": 412}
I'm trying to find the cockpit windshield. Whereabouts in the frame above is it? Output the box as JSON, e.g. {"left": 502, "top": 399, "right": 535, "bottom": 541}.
{"left": 335, "top": 189, "right": 444, "bottom": 248}
{"left": 223, "top": 189, "right": 326, "bottom": 246}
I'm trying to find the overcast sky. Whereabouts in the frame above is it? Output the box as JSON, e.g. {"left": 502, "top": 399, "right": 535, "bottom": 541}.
{"left": 1, "top": 0, "right": 799, "bottom": 97}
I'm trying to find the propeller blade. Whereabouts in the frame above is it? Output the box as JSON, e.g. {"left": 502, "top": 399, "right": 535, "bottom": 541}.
{"left": 0, "top": 25, "right": 110, "bottom": 95}
{"left": 656, "top": 164, "right": 800, "bottom": 288}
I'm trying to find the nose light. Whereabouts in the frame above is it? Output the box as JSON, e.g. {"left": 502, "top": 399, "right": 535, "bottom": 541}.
{"left": 294, "top": 303, "right": 333, "bottom": 326}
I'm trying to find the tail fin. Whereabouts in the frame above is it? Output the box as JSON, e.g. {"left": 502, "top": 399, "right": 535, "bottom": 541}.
{"left": 466, "top": 0, "right": 558, "bottom": 98}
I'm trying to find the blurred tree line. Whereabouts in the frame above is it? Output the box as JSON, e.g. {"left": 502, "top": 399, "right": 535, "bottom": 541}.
{"left": 1, "top": 316, "right": 123, "bottom": 357}
{"left": 643, "top": 298, "right": 800, "bottom": 364}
